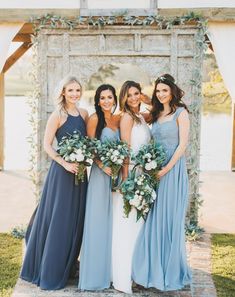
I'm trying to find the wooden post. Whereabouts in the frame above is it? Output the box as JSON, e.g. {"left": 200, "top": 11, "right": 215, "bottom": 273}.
{"left": 0, "top": 73, "right": 4, "bottom": 170}
{"left": 232, "top": 103, "right": 235, "bottom": 171}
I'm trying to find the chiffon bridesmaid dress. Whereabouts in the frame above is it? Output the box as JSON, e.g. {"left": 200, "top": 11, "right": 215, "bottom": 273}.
{"left": 20, "top": 114, "right": 87, "bottom": 290}
{"left": 132, "top": 107, "right": 192, "bottom": 291}
{"left": 78, "top": 127, "right": 119, "bottom": 291}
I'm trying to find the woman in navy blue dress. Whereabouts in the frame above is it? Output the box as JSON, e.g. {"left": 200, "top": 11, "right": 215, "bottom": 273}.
{"left": 20, "top": 75, "right": 88, "bottom": 290}
{"left": 78, "top": 84, "right": 120, "bottom": 291}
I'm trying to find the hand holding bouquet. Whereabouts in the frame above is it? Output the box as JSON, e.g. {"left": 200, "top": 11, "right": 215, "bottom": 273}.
{"left": 96, "top": 139, "right": 129, "bottom": 189}
{"left": 57, "top": 130, "right": 98, "bottom": 185}
{"left": 120, "top": 170, "right": 156, "bottom": 221}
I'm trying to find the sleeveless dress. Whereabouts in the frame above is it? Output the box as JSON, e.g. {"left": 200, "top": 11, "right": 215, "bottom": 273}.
{"left": 20, "top": 114, "right": 87, "bottom": 290}
{"left": 78, "top": 127, "right": 119, "bottom": 291}
{"left": 112, "top": 115, "right": 151, "bottom": 294}
{"left": 132, "top": 107, "right": 192, "bottom": 291}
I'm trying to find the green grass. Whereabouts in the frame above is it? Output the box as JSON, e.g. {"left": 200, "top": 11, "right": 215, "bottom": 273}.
{"left": 0, "top": 233, "right": 22, "bottom": 297}
{"left": 211, "top": 234, "right": 235, "bottom": 297}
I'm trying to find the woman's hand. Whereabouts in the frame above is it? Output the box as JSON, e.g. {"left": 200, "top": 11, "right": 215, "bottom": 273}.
{"left": 121, "top": 175, "right": 128, "bottom": 182}
{"left": 63, "top": 161, "right": 79, "bottom": 174}
{"left": 101, "top": 166, "right": 112, "bottom": 176}
{"left": 157, "top": 166, "right": 170, "bottom": 179}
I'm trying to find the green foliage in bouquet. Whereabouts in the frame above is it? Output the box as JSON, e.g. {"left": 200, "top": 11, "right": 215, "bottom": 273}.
{"left": 120, "top": 170, "right": 157, "bottom": 221}
{"left": 96, "top": 139, "right": 129, "bottom": 189}
{"left": 58, "top": 130, "right": 99, "bottom": 184}
{"left": 132, "top": 140, "right": 167, "bottom": 187}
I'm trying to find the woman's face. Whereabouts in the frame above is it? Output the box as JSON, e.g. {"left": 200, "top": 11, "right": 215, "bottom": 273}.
{"left": 156, "top": 83, "right": 172, "bottom": 105}
{"left": 63, "top": 82, "right": 81, "bottom": 105}
{"left": 126, "top": 86, "right": 141, "bottom": 110}
{"left": 99, "top": 89, "right": 115, "bottom": 112}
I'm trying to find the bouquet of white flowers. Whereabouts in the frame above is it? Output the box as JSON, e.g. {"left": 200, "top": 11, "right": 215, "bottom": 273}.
{"left": 58, "top": 130, "right": 98, "bottom": 185}
{"left": 96, "top": 139, "right": 129, "bottom": 189}
{"left": 120, "top": 170, "right": 156, "bottom": 221}
{"left": 132, "top": 140, "right": 166, "bottom": 186}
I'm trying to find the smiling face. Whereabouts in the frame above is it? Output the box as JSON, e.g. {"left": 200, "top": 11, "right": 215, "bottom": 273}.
{"left": 99, "top": 89, "right": 115, "bottom": 112}
{"left": 126, "top": 86, "right": 141, "bottom": 111}
{"left": 155, "top": 82, "right": 172, "bottom": 105}
{"left": 63, "top": 81, "right": 82, "bottom": 105}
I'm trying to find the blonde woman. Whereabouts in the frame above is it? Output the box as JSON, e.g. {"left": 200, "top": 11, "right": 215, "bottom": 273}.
{"left": 20, "top": 75, "right": 88, "bottom": 290}
{"left": 112, "top": 81, "right": 151, "bottom": 294}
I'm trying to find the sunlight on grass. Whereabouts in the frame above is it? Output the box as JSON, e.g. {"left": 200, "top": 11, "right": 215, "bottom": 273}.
{"left": 0, "top": 234, "right": 22, "bottom": 297}
{"left": 211, "top": 234, "right": 235, "bottom": 297}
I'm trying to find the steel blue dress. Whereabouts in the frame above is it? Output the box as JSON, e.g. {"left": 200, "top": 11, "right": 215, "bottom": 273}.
{"left": 132, "top": 107, "right": 192, "bottom": 291}
{"left": 78, "top": 127, "right": 119, "bottom": 291}
{"left": 20, "top": 114, "right": 87, "bottom": 290}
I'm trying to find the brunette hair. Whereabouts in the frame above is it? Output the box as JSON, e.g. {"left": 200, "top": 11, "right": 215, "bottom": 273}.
{"left": 94, "top": 84, "right": 117, "bottom": 139}
{"left": 150, "top": 74, "right": 189, "bottom": 123}
{"left": 119, "top": 80, "right": 142, "bottom": 124}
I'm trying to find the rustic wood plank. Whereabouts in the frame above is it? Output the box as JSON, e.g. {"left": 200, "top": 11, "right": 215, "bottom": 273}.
{"left": 2, "top": 42, "right": 32, "bottom": 73}
{"left": 13, "top": 33, "right": 32, "bottom": 42}
{"left": 0, "top": 73, "right": 4, "bottom": 170}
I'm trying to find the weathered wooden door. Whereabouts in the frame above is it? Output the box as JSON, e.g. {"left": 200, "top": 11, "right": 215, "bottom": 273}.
{"left": 37, "top": 25, "right": 202, "bottom": 222}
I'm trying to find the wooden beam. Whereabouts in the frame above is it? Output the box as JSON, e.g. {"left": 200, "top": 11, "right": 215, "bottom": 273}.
{"left": 232, "top": 103, "right": 235, "bottom": 171}
{"left": 17, "top": 23, "right": 33, "bottom": 35}
{"left": 0, "top": 73, "right": 4, "bottom": 170}
{"left": 2, "top": 42, "right": 32, "bottom": 73}
{"left": 13, "top": 33, "right": 32, "bottom": 43}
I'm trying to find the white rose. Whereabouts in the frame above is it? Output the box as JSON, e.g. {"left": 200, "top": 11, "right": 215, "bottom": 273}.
{"left": 137, "top": 180, "right": 142, "bottom": 185}
{"left": 152, "top": 190, "right": 157, "bottom": 200}
{"left": 117, "top": 159, "right": 123, "bottom": 164}
{"left": 145, "top": 153, "right": 151, "bottom": 158}
{"left": 145, "top": 163, "right": 152, "bottom": 171}
{"left": 111, "top": 156, "right": 117, "bottom": 162}
{"left": 113, "top": 150, "right": 119, "bottom": 156}
{"left": 69, "top": 153, "right": 76, "bottom": 161}
{"left": 75, "top": 152, "right": 85, "bottom": 162}
{"left": 150, "top": 160, "right": 157, "bottom": 169}
{"left": 130, "top": 196, "right": 140, "bottom": 207}
{"left": 65, "top": 156, "right": 70, "bottom": 161}
{"left": 75, "top": 148, "right": 83, "bottom": 155}
{"left": 101, "top": 156, "right": 105, "bottom": 161}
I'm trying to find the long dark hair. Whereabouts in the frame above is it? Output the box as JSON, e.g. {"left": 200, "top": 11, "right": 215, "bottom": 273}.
{"left": 150, "top": 74, "right": 189, "bottom": 124}
{"left": 94, "top": 84, "right": 117, "bottom": 139}
{"left": 119, "top": 80, "right": 142, "bottom": 124}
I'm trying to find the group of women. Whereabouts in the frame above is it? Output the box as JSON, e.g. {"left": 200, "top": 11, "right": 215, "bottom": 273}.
{"left": 20, "top": 73, "right": 192, "bottom": 293}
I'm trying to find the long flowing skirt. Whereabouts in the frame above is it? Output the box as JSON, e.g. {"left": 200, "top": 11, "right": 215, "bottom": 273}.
{"left": 20, "top": 161, "right": 87, "bottom": 290}
{"left": 132, "top": 156, "right": 192, "bottom": 291}
{"left": 79, "top": 164, "right": 113, "bottom": 290}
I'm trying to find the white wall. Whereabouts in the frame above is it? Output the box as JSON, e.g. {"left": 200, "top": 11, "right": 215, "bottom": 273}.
{"left": 0, "top": 0, "right": 79, "bottom": 8}
{"left": 158, "top": 0, "right": 235, "bottom": 8}
{"left": 0, "top": 0, "right": 235, "bottom": 10}
{"left": 88, "top": 0, "right": 150, "bottom": 9}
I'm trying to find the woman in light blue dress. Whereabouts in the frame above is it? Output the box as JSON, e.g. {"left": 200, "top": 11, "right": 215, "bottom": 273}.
{"left": 132, "top": 74, "right": 192, "bottom": 291}
{"left": 78, "top": 84, "right": 120, "bottom": 291}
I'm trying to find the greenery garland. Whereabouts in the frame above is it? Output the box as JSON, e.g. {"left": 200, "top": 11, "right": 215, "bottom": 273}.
{"left": 28, "top": 11, "right": 208, "bottom": 239}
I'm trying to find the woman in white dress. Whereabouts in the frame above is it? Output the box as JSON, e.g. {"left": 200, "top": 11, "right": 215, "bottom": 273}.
{"left": 112, "top": 81, "right": 151, "bottom": 293}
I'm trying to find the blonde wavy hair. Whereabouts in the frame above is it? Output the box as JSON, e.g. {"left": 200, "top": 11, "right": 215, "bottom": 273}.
{"left": 119, "top": 80, "right": 142, "bottom": 124}
{"left": 53, "top": 75, "right": 82, "bottom": 115}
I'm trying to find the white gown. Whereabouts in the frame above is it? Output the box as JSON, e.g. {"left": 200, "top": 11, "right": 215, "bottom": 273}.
{"left": 112, "top": 115, "right": 151, "bottom": 293}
